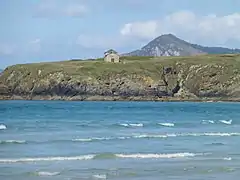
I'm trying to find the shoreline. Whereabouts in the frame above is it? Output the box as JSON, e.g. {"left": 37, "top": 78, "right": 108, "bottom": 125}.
{"left": 1, "top": 95, "right": 240, "bottom": 102}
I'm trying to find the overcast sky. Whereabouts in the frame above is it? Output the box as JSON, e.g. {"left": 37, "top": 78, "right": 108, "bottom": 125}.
{"left": 1, "top": 0, "right": 240, "bottom": 68}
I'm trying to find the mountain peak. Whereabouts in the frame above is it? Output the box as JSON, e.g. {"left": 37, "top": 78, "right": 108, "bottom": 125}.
{"left": 127, "top": 34, "right": 205, "bottom": 57}
{"left": 124, "top": 34, "right": 240, "bottom": 57}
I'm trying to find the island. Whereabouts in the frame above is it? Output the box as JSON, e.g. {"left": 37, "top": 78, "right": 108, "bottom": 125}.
{"left": 0, "top": 54, "right": 240, "bottom": 102}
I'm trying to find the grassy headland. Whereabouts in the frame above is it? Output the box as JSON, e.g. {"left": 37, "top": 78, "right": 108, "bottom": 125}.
{"left": 0, "top": 54, "right": 240, "bottom": 101}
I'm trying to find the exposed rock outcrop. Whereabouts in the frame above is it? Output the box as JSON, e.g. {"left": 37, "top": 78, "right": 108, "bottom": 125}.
{"left": 1, "top": 55, "right": 240, "bottom": 101}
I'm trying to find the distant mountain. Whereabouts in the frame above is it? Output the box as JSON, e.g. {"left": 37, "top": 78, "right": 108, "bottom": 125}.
{"left": 123, "top": 34, "right": 240, "bottom": 57}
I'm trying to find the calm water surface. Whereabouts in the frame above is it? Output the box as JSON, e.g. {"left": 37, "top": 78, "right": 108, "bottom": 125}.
{"left": 0, "top": 101, "right": 240, "bottom": 180}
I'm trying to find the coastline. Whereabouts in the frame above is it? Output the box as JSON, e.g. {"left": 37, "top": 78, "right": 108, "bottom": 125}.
{"left": 1, "top": 95, "right": 240, "bottom": 102}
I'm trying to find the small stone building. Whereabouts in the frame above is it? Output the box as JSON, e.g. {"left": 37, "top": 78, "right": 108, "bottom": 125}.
{"left": 104, "top": 49, "right": 120, "bottom": 63}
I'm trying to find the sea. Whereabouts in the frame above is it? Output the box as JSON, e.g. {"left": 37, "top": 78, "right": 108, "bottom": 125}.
{"left": 0, "top": 101, "right": 240, "bottom": 180}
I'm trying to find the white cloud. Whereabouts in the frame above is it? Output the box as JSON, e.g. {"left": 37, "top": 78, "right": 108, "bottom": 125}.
{"left": 35, "top": 1, "right": 88, "bottom": 18}
{"left": 75, "top": 11, "right": 240, "bottom": 51}
{"left": 120, "top": 21, "right": 159, "bottom": 40}
{"left": 120, "top": 11, "right": 240, "bottom": 46}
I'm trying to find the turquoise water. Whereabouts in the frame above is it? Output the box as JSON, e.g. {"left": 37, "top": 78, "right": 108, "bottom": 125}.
{"left": 0, "top": 101, "right": 240, "bottom": 180}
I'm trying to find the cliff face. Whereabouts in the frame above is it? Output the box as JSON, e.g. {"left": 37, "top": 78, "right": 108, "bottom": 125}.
{"left": 1, "top": 55, "right": 240, "bottom": 101}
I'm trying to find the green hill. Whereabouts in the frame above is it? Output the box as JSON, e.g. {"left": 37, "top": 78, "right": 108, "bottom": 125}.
{"left": 1, "top": 54, "right": 240, "bottom": 101}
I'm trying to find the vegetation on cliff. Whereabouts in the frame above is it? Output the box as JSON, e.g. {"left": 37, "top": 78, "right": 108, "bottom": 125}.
{"left": 0, "top": 54, "right": 240, "bottom": 101}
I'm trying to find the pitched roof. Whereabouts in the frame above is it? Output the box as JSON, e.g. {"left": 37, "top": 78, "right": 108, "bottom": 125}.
{"left": 104, "top": 49, "right": 117, "bottom": 54}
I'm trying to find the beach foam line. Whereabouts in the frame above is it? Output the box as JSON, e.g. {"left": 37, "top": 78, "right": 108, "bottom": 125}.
{"left": 0, "top": 152, "right": 199, "bottom": 163}
{"left": 0, "top": 124, "right": 7, "bottom": 130}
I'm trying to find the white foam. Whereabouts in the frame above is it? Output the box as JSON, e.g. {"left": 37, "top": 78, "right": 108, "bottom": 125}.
{"left": 219, "top": 120, "right": 232, "bottom": 125}
{"left": 93, "top": 174, "right": 107, "bottom": 179}
{"left": 0, "top": 140, "right": 26, "bottom": 144}
{"left": 201, "top": 132, "right": 237, "bottom": 136}
{"left": 37, "top": 171, "right": 60, "bottom": 176}
{"left": 0, "top": 124, "right": 7, "bottom": 130}
{"left": 120, "top": 123, "right": 143, "bottom": 127}
{"left": 72, "top": 138, "right": 93, "bottom": 142}
{"left": 223, "top": 157, "right": 232, "bottom": 161}
{"left": 72, "top": 137, "right": 113, "bottom": 142}
{"left": 178, "top": 132, "right": 240, "bottom": 137}
{"left": 134, "top": 132, "right": 240, "bottom": 139}
{"left": 73, "top": 132, "right": 240, "bottom": 144}
{"left": 133, "top": 134, "right": 168, "bottom": 138}
{"left": 0, "top": 155, "right": 95, "bottom": 163}
{"left": 202, "top": 120, "right": 215, "bottom": 124}
{"left": 158, "top": 123, "right": 175, "bottom": 127}
{"left": 115, "top": 153, "right": 196, "bottom": 159}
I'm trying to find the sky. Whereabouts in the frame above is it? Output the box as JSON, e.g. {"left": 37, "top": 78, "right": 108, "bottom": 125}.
{"left": 1, "top": 0, "right": 240, "bottom": 68}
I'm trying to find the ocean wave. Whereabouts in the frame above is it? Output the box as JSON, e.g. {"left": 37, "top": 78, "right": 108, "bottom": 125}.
{"left": 0, "top": 140, "right": 26, "bottom": 144}
{"left": 133, "top": 134, "right": 168, "bottom": 138}
{"left": 158, "top": 123, "right": 175, "bottom": 127}
{"left": 119, "top": 123, "right": 144, "bottom": 127}
{"left": 0, "top": 124, "right": 7, "bottom": 130}
{"left": 209, "top": 142, "right": 225, "bottom": 146}
{"left": 93, "top": 174, "right": 107, "bottom": 179}
{"left": 115, "top": 152, "right": 196, "bottom": 159}
{"left": 0, "top": 155, "right": 95, "bottom": 163}
{"left": 2, "top": 132, "right": 238, "bottom": 146}
{"left": 132, "top": 132, "right": 240, "bottom": 139}
{"left": 202, "top": 120, "right": 215, "bottom": 124}
{"left": 73, "top": 137, "right": 114, "bottom": 142}
{"left": 219, "top": 120, "right": 232, "bottom": 125}
{"left": 223, "top": 157, "right": 232, "bottom": 161}
{"left": 0, "top": 152, "right": 198, "bottom": 163}
{"left": 37, "top": 171, "right": 60, "bottom": 176}
{"left": 72, "top": 132, "right": 240, "bottom": 143}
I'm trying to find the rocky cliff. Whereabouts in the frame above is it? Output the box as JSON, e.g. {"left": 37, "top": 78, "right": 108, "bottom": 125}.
{"left": 1, "top": 54, "right": 240, "bottom": 101}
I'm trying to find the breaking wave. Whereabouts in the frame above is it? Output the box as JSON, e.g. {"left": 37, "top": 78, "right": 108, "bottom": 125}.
{"left": 0, "top": 140, "right": 26, "bottom": 144}
{"left": 223, "top": 157, "right": 232, "bottom": 161}
{"left": 72, "top": 136, "right": 131, "bottom": 142}
{"left": 0, "top": 124, "right": 7, "bottom": 130}
{"left": 0, "top": 155, "right": 95, "bottom": 163}
{"left": 119, "top": 123, "right": 144, "bottom": 127}
{"left": 158, "top": 123, "right": 175, "bottom": 127}
{"left": 73, "top": 132, "right": 240, "bottom": 143}
{"left": 93, "top": 174, "right": 107, "bottom": 179}
{"left": 0, "top": 152, "right": 198, "bottom": 163}
{"left": 36, "top": 171, "right": 60, "bottom": 176}
{"left": 202, "top": 120, "right": 215, "bottom": 124}
{"left": 115, "top": 152, "right": 196, "bottom": 159}
{"left": 219, "top": 120, "right": 232, "bottom": 125}
{"left": 1, "top": 132, "right": 238, "bottom": 145}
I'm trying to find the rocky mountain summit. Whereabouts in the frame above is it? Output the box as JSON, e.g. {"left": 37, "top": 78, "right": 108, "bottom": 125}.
{"left": 124, "top": 34, "right": 240, "bottom": 57}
